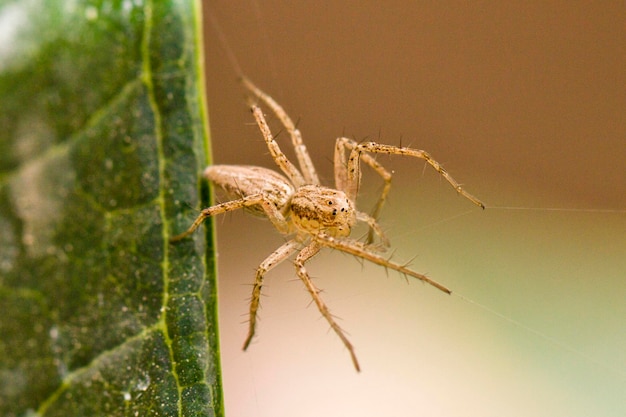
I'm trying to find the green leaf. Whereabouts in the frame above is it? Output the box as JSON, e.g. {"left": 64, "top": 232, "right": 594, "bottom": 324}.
{"left": 0, "top": 1, "right": 223, "bottom": 416}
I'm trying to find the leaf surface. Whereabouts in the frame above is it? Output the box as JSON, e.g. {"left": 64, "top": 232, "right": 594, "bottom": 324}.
{"left": 0, "top": 1, "right": 222, "bottom": 415}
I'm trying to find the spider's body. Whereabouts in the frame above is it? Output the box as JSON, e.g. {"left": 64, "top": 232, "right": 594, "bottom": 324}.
{"left": 172, "top": 78, "right": 484, "bottom": 371}
{"left": 207, "top": 165, "right": 356, "bottom": 238}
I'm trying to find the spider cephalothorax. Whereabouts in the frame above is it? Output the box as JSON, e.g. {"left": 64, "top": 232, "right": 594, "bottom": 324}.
{"left": 171, "top": 77, "right": 484, "bottom": 371}
{"left": 290, "top": 185, "right": 356, "bottom": 237}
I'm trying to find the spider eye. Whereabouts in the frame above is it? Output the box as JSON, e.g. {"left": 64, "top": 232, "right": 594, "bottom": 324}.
{"left": 328, "top": 201, "right": 333, "bottom": 205}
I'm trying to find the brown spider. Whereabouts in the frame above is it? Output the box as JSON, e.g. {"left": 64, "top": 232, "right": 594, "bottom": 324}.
{"left": 171, "top": 77, "right": 484, "bottom": 371}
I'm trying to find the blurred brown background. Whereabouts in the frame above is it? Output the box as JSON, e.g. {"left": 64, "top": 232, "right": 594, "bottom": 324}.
{"left": 203, "top": 2, "right": 625, "bottom": 416}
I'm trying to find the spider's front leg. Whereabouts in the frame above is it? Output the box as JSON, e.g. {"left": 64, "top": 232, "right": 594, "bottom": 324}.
{"left": 340, "top": 140, "right": 485, "bottom": 210}
{"left": 243, "top": 239, "right": 301, "bottom": 350}
{"left": 335, "top": 137, "right": 394, "bottom": 229}
{"left": 335, "top": 137, "right": 394, "bottom": 245}
{"left": 295, "top": 242, "right": 361, "bottom": 372}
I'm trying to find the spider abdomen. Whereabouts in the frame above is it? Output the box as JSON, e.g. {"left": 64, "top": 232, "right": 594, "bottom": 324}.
{"left": 290, "top": 185, "right": 356, "bottom": 237}
{"left": 205, "top": 165, "right": 294, "bottom": 217}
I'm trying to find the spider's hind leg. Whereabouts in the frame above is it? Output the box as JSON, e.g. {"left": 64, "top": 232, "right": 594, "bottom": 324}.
{"left": 170, "top": 195, "right": 265, "bottom": 242}
{"left": 170, "top": 192, "right": 291, "bottom": 242}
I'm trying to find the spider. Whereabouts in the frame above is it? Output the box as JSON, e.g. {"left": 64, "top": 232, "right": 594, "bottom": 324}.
{"left": 171, "top": 77, "right": 484, "bottom": 371}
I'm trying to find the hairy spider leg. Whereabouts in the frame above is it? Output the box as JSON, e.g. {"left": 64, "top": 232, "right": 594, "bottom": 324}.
{"left": 243, "top": 239, "right": 301, "bottom": 350}
{"left": 335, "top": 138, "right": 394, "bottom": 244}
{"left": 355, "top": 211, "right": 390, "bottom": 248}
{"left": 295, "top": 242, "right": 361, "bottom": 372}
{"left": 249, "top": 105, "right": 306, "bottom": 187}
{"left": 315, "top": 233, "right": 452, "bottom": 294}
{"left": 242, "top": 77, "right": 320, "bottom": 185}
{"left": 170, "top": 193, "right": 290, "bottom": 242}
{"left": 343, "top": 141, "right": 485, "bottom": 210}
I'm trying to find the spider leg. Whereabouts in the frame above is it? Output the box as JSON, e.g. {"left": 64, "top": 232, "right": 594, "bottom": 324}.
{"left": 249, "top": 105, "right": 306, "bottom": 187}
{"left": 345, "top": 141, "right": 485, "bottom": 209}
{"left": 243, "top": 239, "right": 301, "bottom": 350}
{"left": 315, "top": 233, "right": 452, "bottom": 294}
{"left": 356, "top": 211, "right": 390, "bottom": 248}
{"left": 242, "top": 77, "right": 320, "bottom": 185}
{"left": 335, "top": 137, "right": 393, "bottom": 244}
{"left": 170, "top": 193, "right": 290, "bottom": 242}
{"left": 295, "top": 242, "right": 361, "bottom": 372}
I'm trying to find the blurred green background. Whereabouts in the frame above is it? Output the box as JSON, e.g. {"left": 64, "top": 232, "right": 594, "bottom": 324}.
{"left": 203, "top": 2, "right": 625, "bottom": 416}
